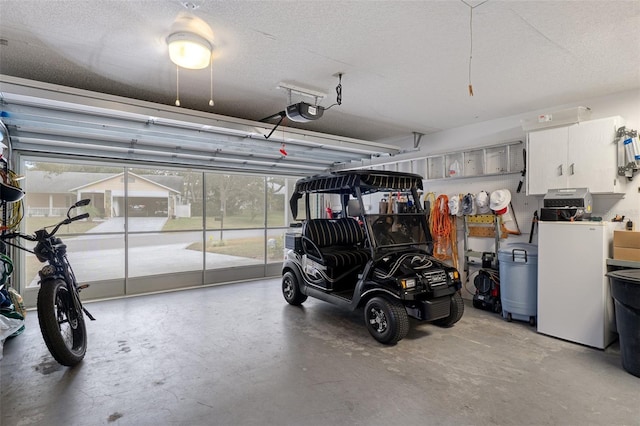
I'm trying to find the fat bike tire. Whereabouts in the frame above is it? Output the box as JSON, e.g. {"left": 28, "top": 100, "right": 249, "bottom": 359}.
{"left": 37, "top": 279, "right": 87, "bottom": 366}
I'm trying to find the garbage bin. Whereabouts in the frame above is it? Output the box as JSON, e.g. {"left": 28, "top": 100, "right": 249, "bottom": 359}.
{"left": 498, "top": 243, "right": 538, "bottom": 326}
{"left": 606, "top": 269, "right": 640, "bottom": 378}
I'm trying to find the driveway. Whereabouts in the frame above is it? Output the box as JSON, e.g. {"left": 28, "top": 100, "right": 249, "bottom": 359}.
{"left": 85, "top": 217, "right": 168, "bottom": 233}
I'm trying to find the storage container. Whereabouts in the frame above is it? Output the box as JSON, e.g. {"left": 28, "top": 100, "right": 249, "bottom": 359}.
{"left": 498, "top": 243, "right": 538, "bottom": 325}
{"left": 520, "top": 106, "right": 591, "bottom": 132}
{"left": 285, "top": 232, "right": 302, "bottom": 251}
{"left": 606, "top": 269, "right": 640, "bottom": 377}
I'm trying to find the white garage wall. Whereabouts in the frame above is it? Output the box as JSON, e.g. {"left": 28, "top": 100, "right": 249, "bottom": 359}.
{"left": 403, "top": 88, "right": 639, "bottom": 222}
{"left": 387, "top": 88, "right": 640, "bottom": 292}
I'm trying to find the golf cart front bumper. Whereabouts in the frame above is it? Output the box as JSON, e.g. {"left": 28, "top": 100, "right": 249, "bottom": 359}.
{"left": 405, "top": 296, "right": 451, "bottom": 321}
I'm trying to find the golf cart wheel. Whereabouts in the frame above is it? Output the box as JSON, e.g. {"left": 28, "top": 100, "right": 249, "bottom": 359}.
{"left": 433, "top": 292, "right": 465, "bottom": 327}
{"left": 529, "top": 316, "right": 536, "bottom": 326}
{"left": 364, "top": 296, "right": 409, "bottom": 345}
{"left": 282, "top": 271, "right": 307, "bottom": 305}
{"left": 506, "top": 312, "right": 512, "bottom": 322}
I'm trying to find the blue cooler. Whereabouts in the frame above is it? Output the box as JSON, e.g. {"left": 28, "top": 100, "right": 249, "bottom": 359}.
{"left": 498, "top": 243, "right": 538, "bottom": 325}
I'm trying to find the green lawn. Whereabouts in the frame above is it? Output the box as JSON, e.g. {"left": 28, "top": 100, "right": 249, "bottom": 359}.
{"left": 24, "top": 216, "right": 101, "bottom": 235}
{"left": 24, "top": 213, "right": 287, "bottom": 233}
{"left": 189, "top": 234, "right": 284, "bottom": 261}
{"left": 24, "top": 214, "right": 290, "bottom": 242}
{"left": 161, "top": 217, "right": 203, "bottom": 231}
{"left": 163, "top": 213, "right": 286, "bottom": 231}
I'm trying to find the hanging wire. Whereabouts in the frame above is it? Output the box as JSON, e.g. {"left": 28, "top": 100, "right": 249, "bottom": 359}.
{"left": 175, "top": 65, "right": 181, "bottom": 107}
{"left": 324, "top": 73, "right": 343, "bottom": 110}
{"left": 460, "top": 0, "right": 489, "bottom": 96}
{"left": 280, "top": 117, "right": 288, "bottom": 156}
{"left": 468, "top": 5, "right": 474, "bottom": 96}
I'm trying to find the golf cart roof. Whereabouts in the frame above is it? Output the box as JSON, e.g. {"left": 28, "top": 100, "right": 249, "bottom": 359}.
{"left": 289, "top": 170, "right": 424, "bottom": 218}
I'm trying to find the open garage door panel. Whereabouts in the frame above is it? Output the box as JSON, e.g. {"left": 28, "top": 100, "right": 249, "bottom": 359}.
{"left": 127, "top": 197, "right": 168, "bottom": 217}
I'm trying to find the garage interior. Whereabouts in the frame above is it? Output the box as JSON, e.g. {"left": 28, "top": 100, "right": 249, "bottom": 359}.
{"left": 1, "top": 1, "right": 639, "bottom": 425}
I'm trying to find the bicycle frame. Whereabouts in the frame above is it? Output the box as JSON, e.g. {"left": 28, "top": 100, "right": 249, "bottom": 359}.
{"left": 35, "top": 232, "right": 94, "bottom": 321}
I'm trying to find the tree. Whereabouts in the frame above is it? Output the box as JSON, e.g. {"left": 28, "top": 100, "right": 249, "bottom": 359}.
{"left": 267, "top": 177, "right": 286, "bottom": 211}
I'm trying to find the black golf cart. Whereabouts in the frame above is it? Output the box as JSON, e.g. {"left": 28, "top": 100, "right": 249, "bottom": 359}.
{"left": 282, "top": 170, "right": 463, "bottom": 344}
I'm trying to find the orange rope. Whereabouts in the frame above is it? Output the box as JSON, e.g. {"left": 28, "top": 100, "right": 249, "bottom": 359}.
{"left": 432, "top": 194, "right": 452, "bottom": 260}
{"left": 450, "top": 215, "right": 459, "bottom": 269}
{"left": 425, "top": 192, "right": 436, "bottom": 235}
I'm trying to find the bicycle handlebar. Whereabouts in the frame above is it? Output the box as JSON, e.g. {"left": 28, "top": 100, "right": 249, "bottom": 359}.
{"left": 45, "top": 213, "right": 90, "bottom": 239}
{"left": 73, "top": 213, "right": 90, "bottom": 222}
{"left": 0, "top": 231, "right": 31, "bottom": 241}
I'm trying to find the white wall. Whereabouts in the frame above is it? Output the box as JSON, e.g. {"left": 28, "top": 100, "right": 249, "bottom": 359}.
{"left": 396, "top": 88, "right": 640, "bottom": 294}
{"left": 175, "top": 203, "right": 191, "bottom": 218}
{"left": 415, "top": 88, "right": 639, "bottom": 217}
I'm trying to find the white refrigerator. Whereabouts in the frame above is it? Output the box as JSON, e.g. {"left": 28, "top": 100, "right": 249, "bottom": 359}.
{"left": 537, "top": 221, "right": 616, "bottom": 349}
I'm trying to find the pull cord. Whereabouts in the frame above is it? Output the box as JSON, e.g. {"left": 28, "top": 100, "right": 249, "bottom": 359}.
{"left": 460, "top": 0, "right": 489, "bottom": 96}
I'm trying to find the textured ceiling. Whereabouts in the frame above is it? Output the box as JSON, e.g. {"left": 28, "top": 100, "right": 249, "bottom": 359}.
{"left": 0, "top": 0, "right": 639, "bottom": 144}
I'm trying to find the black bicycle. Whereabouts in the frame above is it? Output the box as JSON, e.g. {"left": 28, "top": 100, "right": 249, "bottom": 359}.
{"left": 1, "top": 199, "right": 95, "bottom": 366}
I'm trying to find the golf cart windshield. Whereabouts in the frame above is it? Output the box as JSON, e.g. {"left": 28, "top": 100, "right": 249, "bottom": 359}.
{"left": 365, "top": 213, "right": 430, "bottom": 249}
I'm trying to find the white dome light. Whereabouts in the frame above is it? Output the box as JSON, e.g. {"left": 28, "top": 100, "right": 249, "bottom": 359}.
{"left": 167, "top": 32, "right": 212, "bottom": 70}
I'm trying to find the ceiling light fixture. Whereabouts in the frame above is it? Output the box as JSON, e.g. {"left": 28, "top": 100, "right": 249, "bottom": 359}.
{"left": 167, "top": 31, "right": 212, "bottom": 70}
{"left": 166, "top": 13, "right": 216, "bottom": 108}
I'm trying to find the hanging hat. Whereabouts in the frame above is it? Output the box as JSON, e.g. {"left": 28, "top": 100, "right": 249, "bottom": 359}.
{"left": 476, "top": 190, "right": 491, "bottom": 214}
{"left": 490, "top": 189, "right": 511, "bottom": 215}
{"left": 462, "top": 193, "right": 476, "bottom": 215}
{"left": 449, "top": 195, "right": 460, "bottom": 216}
{"left": 0, "top": 254, "right": 13, "bottom": 285}
{"left": 448, "top": 195, "right": 459, "bottom": 215}
{"left": 0, "top": 181, "right": 24, "bottom": 203}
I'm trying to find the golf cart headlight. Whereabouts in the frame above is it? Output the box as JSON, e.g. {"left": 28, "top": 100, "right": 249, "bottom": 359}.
{"left": 400, "top": 278, "right": 416, "bottom": 289}
{"left": 448, "top": 271, "right": 459, "bottom": 280}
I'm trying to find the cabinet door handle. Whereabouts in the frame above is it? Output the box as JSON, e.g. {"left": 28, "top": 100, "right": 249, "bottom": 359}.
{"left": 569, "top": 163, "right": 575, "bottom": 175}
{"left": 558, "top": 164, "right": 563, "bottom": 176}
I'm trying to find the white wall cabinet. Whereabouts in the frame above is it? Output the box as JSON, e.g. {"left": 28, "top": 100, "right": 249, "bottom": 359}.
{"left": 527, "top": 116, "right": 624, "bottom": 195}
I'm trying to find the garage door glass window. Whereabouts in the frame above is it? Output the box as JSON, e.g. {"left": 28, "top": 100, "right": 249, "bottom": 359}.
{"left": 22, "top": 161, "right": 126, "bottom": 287}
{"left": 18, "top": 159, "right": 298, "bottom": 303}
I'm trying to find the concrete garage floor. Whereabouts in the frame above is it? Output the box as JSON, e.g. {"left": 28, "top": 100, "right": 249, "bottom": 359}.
{"left": 1, "top": 278, "right": 639, "bottom": 425}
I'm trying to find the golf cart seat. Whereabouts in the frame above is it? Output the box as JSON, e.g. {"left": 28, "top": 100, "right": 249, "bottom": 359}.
{"left": 301, "top": 218, "right": 369, "bottom": 275}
